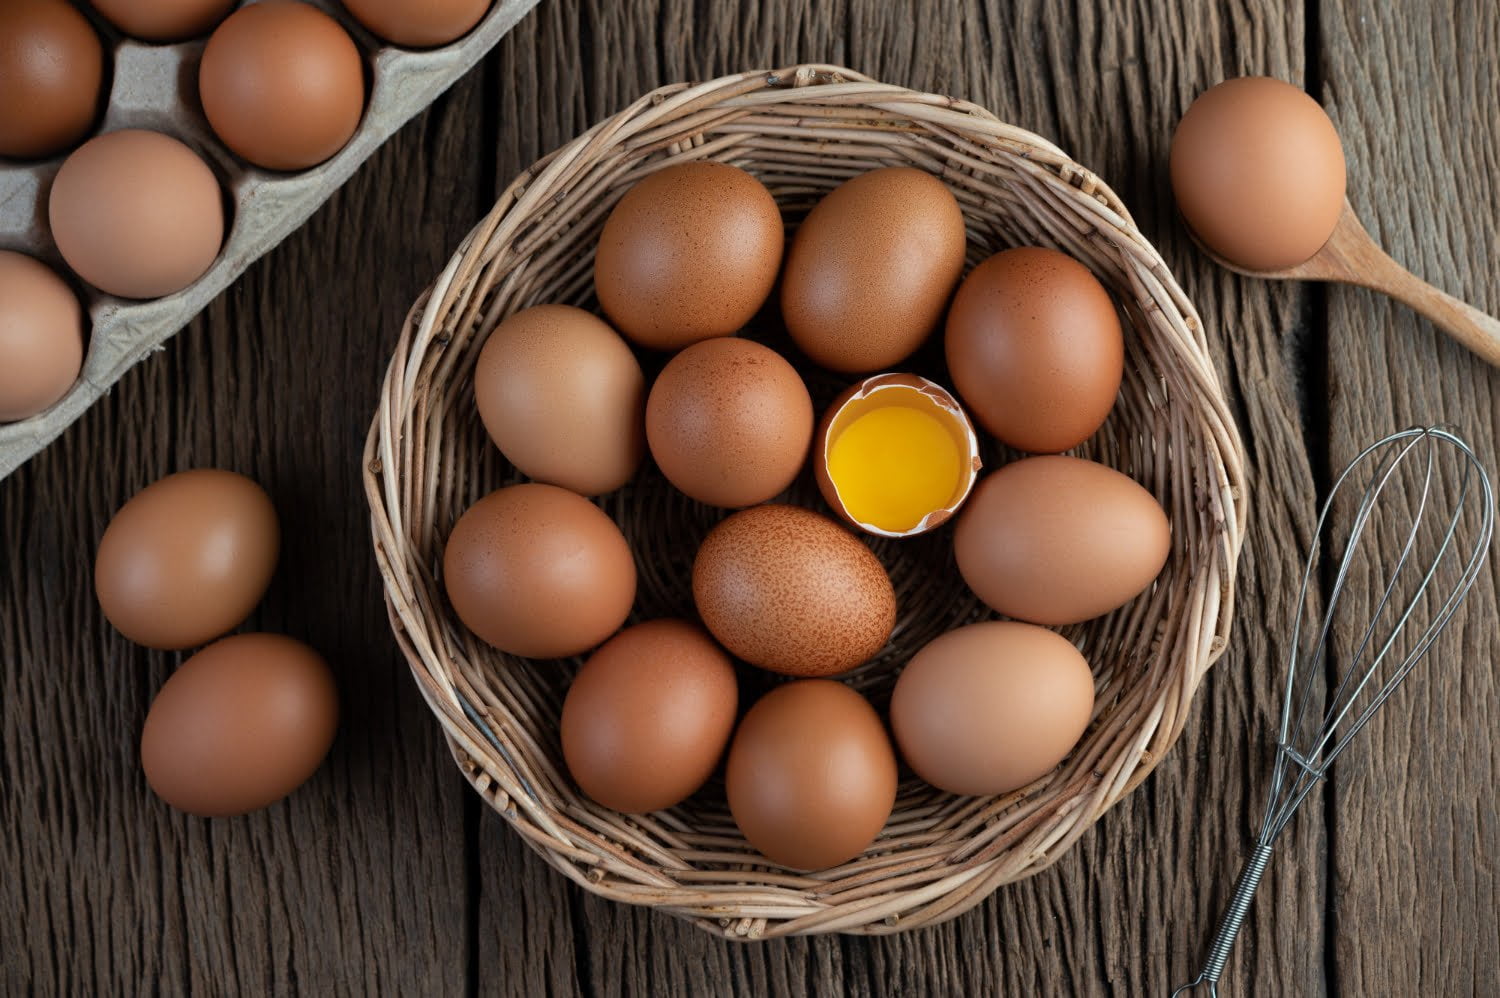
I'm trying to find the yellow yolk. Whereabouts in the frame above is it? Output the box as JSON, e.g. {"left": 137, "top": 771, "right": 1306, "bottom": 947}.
{"left": 826, "top": 404, "right": 963, "bottom": 532}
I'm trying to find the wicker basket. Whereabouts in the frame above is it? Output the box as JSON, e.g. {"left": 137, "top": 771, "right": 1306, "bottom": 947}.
{"left": 363, "top": 64, "right": 1247, "bottom": 939}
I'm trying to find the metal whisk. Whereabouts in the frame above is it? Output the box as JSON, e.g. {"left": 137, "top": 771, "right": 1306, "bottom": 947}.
{"left": 1172, "top": 426, "right": 1495, "bottom": 997}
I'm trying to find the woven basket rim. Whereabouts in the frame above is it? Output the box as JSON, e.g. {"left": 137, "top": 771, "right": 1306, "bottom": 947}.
{"left": 363, "top": 63, "right": 1249, "bottom": 939}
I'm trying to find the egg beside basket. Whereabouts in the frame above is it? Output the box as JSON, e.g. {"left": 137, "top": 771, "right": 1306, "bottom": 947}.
{"left": 363, "top": 64, "right": 1248, "bottom": 938}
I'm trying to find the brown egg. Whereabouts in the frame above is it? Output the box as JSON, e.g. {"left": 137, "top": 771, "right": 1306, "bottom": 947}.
{"left": 561, "top": 619, "right": 737, "bottom": 813}
{"left": 814, "top": 373, "right": 981, "bottom": 538}
{"left": 0, "top": 251, "right": 85, "bottom": 422}
{"left": 92, "top": 0, "right": 236, "bottom": 41}
{"left": 693, "top": 504, "right": 895, "bottom": 677}
{"left": 49, "top": 129, "right": 224, "bottom": 299}
{"left": 341, "top": 0, "right": 491, "bottom": 47}
{"left": 0, "top": 0, "right": 103, "bottom": 159}
{"left": 781, "top": 167, "right": 966, "bottom": 373}
{"left": 594, "top": 161, "right": 783, "bottom": 351}
{"left": 141, "top": 633, "right": 338, "bottom": 817}
{"left": 945, "top": 247, "right": 1124, "bottom": 454}
{"left": 726, "top": 680, "right": 896, "bottom": 870}
{"left": 645, "top": 337, "right": 812, "bottom": 509}
{"left": 95, "top": 470, "right": 279, "bottom": 650}
{"left": 199, "top": 1, "right": 365, "bottom": 171}
{"left": 891, "top": 621, "right": 1095, "bottom": 796}
{"left": 1170, "top": 76, "right": 1346, "bottom": 271}
{"left": 443, "top": 483, "right": 635, "bottom": 658}
{"left": 954, "top": 456, "right": 1170, "bottom": 626}
{"left": 475, "top": 305, "right": 645, "bottom": 497}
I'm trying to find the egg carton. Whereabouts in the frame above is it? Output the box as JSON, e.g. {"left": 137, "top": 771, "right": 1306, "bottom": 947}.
{"left": 0, "top": 0, "right": 540, "bottom": 481}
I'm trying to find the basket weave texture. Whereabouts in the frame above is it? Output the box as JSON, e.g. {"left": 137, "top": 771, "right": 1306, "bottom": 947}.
{"left": 363, "top": 64, "right": 1248, "bottom": 939}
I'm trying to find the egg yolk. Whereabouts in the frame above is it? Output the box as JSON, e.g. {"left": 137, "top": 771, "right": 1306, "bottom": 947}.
{"left": 826, "top": 404, "right": 963, "bottom": 532}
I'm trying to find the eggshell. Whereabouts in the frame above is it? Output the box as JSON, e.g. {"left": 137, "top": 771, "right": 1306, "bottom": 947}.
{"left": 944, "top": 247, "right": 1123, "bottom": 454}
{"left": 1170, "top": 76, "right": 1346, "bottom": 271}
{"left": 561, "top": 619, "right": 737, "bottom": 813}
{"left": 341, "top": 0, "right": 491, "bottom": 47}
{"left": 781, "top": 167, "right": 966, "bottom": 373}
{"left": 725, "top": 680, "right": 896, "bottom": 870}
{"left": 0, "top": 251, "right": 85, "bottom": 422}
{"left": 474, "top": 305, "right": 645, "bottom": 497}
{"left": 95, "top": 469, "right": 279, "bottom": 650}
{"left": 594, "top": 161, "right": 783, "bottom": 351}
{"left": 954, "top": 455, "right": 1170, "bottom": 626}
{"left": 49, "top": 129, "right": 225, "bottom": 299}
{"left": 891, "top": 621, "right": 1095, "bottom": 796}
{"left": 0, "top": 0, "right": 103, "bottom": 159}
{"left": 92, "top": 0, "right": 236, "bottom": 41}
{"left": 199, "top": 0, "right": 365, "bottom": 171}
{"left": 645, "top": 337, "right": 812, "bottom": 509}
{"left": 140, "top": 633, "right": 338, "bottom": 817}
{"left": 692, "top": 504, "right": 895, "bottom": 677}
{"left": 442, "top": 483, "right": 636, "bottom": 658}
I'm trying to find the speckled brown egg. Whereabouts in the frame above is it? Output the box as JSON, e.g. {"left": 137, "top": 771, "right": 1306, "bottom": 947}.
{"left": 95, "top": 469, "right": 279, "bottom": 650}
{"left": 141, "top": 633, "right": 338, "bottom": 817}
{"left": 442, "top": 483, "right": 636, "bottom": 658}
{"left": 0, "top": 251, "right": 85, "bottom": 422}
{"left": 781, "top": 167, "right": 967, "bottom": 373}
{"left": 0, "top": 0, "right": 103, "bottom": 159}
{"left": 594, "top": 161, "right": 784, "bottom": 350}
{"left": 474, "top": 305, "right": 645, "bottom": 497}
{"left": 726, "top": 679, "right": 896, "bottom": 870}
{"left": 92, "top": 0, "right": 236, "bottom": 41}
{"left": 1170, "top": 76, "right": 1346, "bottom": 271}
{"left": 340, "top": 0, "right": 491, "bottom": 47}
{"left": 954, "top": 456, "right": 1170, "bottom": 626}
{"left": 645, "top": 337, "right": 812, "bottom": 509}
{"left": 561, "top": 619, "right": 737, "bottom": 813}
{"left": 692, "top": 504, "right": 895, "bottom": 677}
{"left": 945, "top": 247, "right": 1124, "bottom": 454}
{"left": 891, "top": 621, "right": 1095, "bottom": 796}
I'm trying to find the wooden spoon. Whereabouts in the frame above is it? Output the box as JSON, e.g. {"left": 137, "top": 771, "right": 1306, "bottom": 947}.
{"left": 1194, "top": 199, "right": 1500, "bottom": 367}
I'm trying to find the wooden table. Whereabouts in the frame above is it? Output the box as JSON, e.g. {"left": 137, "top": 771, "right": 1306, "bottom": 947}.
{"left": 4, "top": 1, "right": 1496, "bottom": 993}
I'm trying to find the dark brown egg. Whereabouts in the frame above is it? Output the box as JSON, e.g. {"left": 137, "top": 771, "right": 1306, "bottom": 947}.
{"left": 561, "top": 619, "right": 737, "bottom": 813}
{"left": 781, "top": 167, "right": 967, "bottom": 373}
{"left": 726, "top": 679, "right": 896, "bottom": 870}
{"left": 199, "top": 1, "right": 365, "bottom": 171}
{"left": 0, "top": 0, "right": 103, "bottom": 159}
{"left": 692, "top": 504, "right": 895, "bottom": 677}
{"left": 95, "top": 470, "right": 280, "bottom": 650}
{"left": 945, "top": 247, "right": 1124, "bottom": 454}
{"left": 92, "top": 0, "right": 236, "bottom": 41}
{"left": 442, "top": 483, "right": 636, "bottom": 658}
{"left": 340, "top": 0, "right": 491, "bottom": 47}
{"left": 954, "top": 456, "right": 1170, "bottom": 626}
{"left": 141, "top": 633, "right": 338, "bottom": 817}
{"left": 0, "top": 251, "right": 85, "bottom": 422}
{"left": 594, "top": 161, "right": 784, "bottom": 351}
{"left": 645, "top": 337, "right": 812, "bottom": 509}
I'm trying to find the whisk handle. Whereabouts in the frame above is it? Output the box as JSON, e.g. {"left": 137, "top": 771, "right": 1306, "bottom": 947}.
{"left": 1172, "top": 841, "right": 1276, "bottom": 995}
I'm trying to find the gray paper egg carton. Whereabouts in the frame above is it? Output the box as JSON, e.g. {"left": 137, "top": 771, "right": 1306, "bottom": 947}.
{"left": 0, "top": 0, "right": 540, "bottom": 480}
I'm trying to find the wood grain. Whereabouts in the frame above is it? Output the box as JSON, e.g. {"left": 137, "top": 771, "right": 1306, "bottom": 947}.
{"left": 2, "top": 0, "right": 1495, "bottom": 994}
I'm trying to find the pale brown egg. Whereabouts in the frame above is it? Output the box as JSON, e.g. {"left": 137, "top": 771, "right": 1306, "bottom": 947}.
{"left": 891, "top": 621, "right": 1095, "bottom": 796}
{"left": 0, "top": 0, "right": 103, "bottom": 159}
{"left": 692, "top": 504, "right": 895, "bottom": 677}
{"left": 645, "top": 337, "right": 812, "bottom": 509}
{"left": 95, "top": 470, "right": 279, "bottom": 650}
{"left": 442, "top": 483, "right": 636, "bottom": 658}
{"left": 141, "top": 633, "right": 338, "bottom": 817}
{"left": 561, "top": 619, "right": 737, "bottom": 813}
{"left": 474, "top": 305, "right": 645, "bottom": 497}
{"left": 781, "top": 167, "right": 967, "bottom": 373}
{"left": 726, "top": 679, "right": 896, "bottom": 870}
{"left": 340, "top": 0, "right": 491, "bottom": 47}
{"left": 594, "top": 161, "right": 784, "bottom": 351}
{"left": 945, "top": 247, "right": 1124, "bottom": 454}
{"left": 0, "top": 251, "right": 85, "bottom": 422}
{"left": 1170, "top": 76, "right": 1346, "bottom": 271}
{"left": 954, "top": 456, "right": 1170, "bottom": 627}
{"left": 199, "top": 1, "right": 365, "bottom": 171}
{"left": 49, "top": 129, "right": 224, "bottom": 299}
{"left": 92, "top": 0, "right": 236, "bottom": 41}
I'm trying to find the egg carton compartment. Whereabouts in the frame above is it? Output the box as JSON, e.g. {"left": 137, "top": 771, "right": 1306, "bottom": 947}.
{"left": 0, "top": 0, "right": 541, "bottom": 480}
